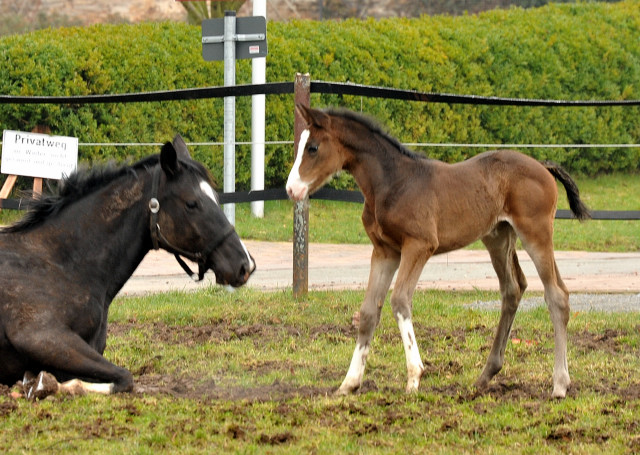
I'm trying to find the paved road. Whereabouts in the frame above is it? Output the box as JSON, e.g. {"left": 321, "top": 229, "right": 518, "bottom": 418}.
{"left": 119, "top": 241, "right": 640, "bottom": 307}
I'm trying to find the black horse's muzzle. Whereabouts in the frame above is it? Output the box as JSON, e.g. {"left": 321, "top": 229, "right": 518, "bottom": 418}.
{"left": 208, "top": 242, "right": 256, "bottom": 287}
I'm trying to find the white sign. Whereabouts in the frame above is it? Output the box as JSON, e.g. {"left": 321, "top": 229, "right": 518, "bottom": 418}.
{"left": 1, "top": 130, "right": 78, "bottom": 179}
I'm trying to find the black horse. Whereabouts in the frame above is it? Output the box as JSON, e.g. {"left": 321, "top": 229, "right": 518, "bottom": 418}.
{"left": 0, "top": 135, "right": 255, "bottom": 395}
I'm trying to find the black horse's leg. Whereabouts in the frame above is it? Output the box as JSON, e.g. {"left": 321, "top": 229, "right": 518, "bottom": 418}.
{"left": 9, "top": 327, "right": 133, "bottom": 393}
{"left": 0, "top": 347, "right": 30, "bottom": 386}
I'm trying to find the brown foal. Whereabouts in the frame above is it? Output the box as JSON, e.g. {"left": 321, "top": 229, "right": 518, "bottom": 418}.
{"left": 286, "top": 105, "right": 590, "bottom": 398}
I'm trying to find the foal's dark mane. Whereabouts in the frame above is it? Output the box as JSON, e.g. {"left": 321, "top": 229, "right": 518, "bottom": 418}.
{"left": 2, "top": 155, "right": 161, "bottom": 233}
{"left": 325, "top": 108, "right": 427, "bottom": 161}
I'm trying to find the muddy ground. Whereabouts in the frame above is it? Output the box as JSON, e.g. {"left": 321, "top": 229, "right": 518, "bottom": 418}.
{"left": 3, "top": 320, "right": 640, "bottom": 405}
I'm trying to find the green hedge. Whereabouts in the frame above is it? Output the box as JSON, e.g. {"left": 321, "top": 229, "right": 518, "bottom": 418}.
{"left": 0, "top": 0, "right": 639, "bottom": 190}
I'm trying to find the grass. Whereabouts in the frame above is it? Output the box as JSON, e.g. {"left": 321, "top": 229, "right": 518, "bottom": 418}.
{"left": 0, "top": 172, "right": 636, "bottom": 451}
{"left": 2, "top": 288, "right": 640, "bottom": 453}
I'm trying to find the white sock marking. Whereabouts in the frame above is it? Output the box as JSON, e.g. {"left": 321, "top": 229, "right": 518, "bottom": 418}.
{"left": 397, "top": 313, "right": 424, "bottom": 383}
{"left": 59, "top": 379, "right": 114, "bottom": 395}
{"left": 343, "top": 342, "right": 369, "bottom": 387}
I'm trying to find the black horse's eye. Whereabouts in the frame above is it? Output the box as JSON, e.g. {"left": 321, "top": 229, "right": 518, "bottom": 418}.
{"left": 307, "top": 144, "right": 319, "bottom": 155}
{"left": 186, "top": 200, "right": 199, "bottom": 210}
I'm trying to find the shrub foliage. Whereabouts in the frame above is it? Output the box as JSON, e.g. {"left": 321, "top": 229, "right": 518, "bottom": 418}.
{"left": 0, "top": 1, "right": 638, "bottom": 189}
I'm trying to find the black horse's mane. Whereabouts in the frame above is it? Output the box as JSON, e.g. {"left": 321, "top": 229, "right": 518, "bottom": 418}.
{"left": 2, "top": 155, "right": 161, "bottom": 233}
{"left": 325, "top": 108, "right": 428, "bottom": 161}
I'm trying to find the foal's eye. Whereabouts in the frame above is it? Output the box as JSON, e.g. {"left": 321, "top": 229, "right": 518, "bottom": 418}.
{"left": 186, "top": 200, "right": 199, "bottom": 210}
{"left": 307, "top": 144, "right": 319, "bottom": 155}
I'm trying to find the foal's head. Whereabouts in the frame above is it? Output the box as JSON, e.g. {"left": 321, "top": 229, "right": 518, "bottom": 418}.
{"left": 286, "top": 104, "right": 351, "bottom": 201}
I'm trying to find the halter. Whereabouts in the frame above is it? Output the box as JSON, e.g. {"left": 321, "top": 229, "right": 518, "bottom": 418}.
{"left": 148, "top": 166, "right": 234, "bottom": 281}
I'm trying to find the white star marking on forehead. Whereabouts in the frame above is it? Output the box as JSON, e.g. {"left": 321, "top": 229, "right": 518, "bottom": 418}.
{"left": 200, "top": 181, "right": 218, "bottom": 205}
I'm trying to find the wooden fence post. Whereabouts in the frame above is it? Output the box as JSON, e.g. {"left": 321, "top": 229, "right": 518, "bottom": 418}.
{"left": 292, "top": 73, "right": 310, "bottom": 298}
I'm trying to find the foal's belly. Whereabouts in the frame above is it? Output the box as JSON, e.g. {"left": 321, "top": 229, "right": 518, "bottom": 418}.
{"left": 434, "top": 215, "right": 499, "bottom": 255}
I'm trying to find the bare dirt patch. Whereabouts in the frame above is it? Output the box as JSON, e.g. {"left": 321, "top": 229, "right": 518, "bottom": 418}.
{"left": 121, "top": 322, "right": 640, "bottom": 402}
{"left": 2, "top": 321, "right": 638, "bottom": 404}
{"left": 111, "top": 320, "right": 339, "bottom": 401}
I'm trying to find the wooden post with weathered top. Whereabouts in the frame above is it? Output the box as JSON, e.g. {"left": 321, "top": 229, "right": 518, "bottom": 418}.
{"left": 292, "top": 73, "right": 310, "bottom": 298}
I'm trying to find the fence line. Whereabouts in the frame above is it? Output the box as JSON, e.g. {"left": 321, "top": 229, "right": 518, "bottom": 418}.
{"left": 406, "top": 143, "right": 640, "bottom": 149}
{"left": 0, "top": 79, "right": 637, "bottom": 221}
{"left": 2, "top": 80, "right": 640, "bottom": 106}
{"left": 1, "top": 141, "right": 637, "bottom": 149}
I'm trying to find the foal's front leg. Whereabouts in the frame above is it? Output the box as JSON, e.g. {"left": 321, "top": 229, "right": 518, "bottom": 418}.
{"left": 337, "top": 247, "right": 399, "bottom": 395}
{"left": 390, "top": 241, "right": 431, "bottom": 392}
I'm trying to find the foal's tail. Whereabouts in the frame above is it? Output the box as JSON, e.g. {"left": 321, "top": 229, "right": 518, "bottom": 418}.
{"left": 542, "top": 161, "right": 591, "bottom": 221}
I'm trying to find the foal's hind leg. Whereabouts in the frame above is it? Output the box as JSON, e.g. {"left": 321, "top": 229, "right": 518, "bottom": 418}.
{"left": 519, "top": 224, "right": 571, "bottom": 398}
{"left": 337, "top": 245, "right": 400, "bottom": 395}
{"left": 475, "top": 223, "right": 528, "bottom": 392}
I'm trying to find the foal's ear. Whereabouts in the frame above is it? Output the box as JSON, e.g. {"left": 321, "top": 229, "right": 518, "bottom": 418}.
{"left": 172, "top": 133, "right": 192, "bottom": 160}
{"left": 296, "top": 103, "right": 329, "bottom": 129}
{"left": 160, "top": 141, "right": 181, "bottom": 177}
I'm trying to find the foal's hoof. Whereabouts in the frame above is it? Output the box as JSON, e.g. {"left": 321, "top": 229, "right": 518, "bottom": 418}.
{"left": 335, "top": 386, "right": 357, "bottom": 396}
{"left": 335, "top": 381, "right": 360, "bottom": 396}
{"left": 551, "top": 374, "right": 570, "bottom": 399}
{"left": 405, "top": 378, "right": 422, "bottom": 394}
{"left": 551, "top": 384, "right": 569, "bottom": 399}
{"left": 335, "top": 374, "right": 363, "bottom": 396}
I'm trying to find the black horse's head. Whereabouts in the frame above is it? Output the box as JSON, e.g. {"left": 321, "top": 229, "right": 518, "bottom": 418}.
{"left": 151, "top": 134, "right": 255, "bottom": 287}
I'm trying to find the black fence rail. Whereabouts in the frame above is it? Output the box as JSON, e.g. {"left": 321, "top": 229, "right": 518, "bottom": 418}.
{"left": 1, "top": 80, "right": 638, "bottom": 220}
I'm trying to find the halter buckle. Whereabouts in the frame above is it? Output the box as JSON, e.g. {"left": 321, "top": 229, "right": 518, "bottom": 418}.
{"left": 149, "top": 198, "right": 160, "bottom": 214}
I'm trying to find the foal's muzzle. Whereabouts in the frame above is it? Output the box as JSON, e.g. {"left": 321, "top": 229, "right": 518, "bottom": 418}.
{"left": 285, "top": 180, "right": 309, "bottom": 202}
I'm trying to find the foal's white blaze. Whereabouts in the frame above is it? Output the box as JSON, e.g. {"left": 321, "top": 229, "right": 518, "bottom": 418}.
{"left": 397, "top": 313, "right": 425, "bottom": 392}
{"left": 286, "top": 129, "right": 312, "bottom": 201}
{"left": 200, "top": 180, "right": 218, "bottom": 205}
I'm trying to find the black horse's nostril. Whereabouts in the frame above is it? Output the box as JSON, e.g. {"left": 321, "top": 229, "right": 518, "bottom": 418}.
{"left": 240, "top": 256, "right": 256, "bottom": 282}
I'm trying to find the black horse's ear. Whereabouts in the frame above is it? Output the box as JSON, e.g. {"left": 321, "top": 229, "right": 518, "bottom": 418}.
{"left": 172, "top": 133, "right": 192, "bottom": 160}
{"left": 296, "top": 103, "right": 329, "bottom": 129}
{"left": 160, "top": 141, "right": 180, "bottom": 177}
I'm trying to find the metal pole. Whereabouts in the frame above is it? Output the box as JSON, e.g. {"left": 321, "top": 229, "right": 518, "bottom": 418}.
{"left": 293, "top": 73, "right": 311, "bottom": 298}
{"left": 223, "top": 10, "right": 236, "bottom": 225}
{"left": 251, "top": 0, "right": 267, "bottom": 218}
